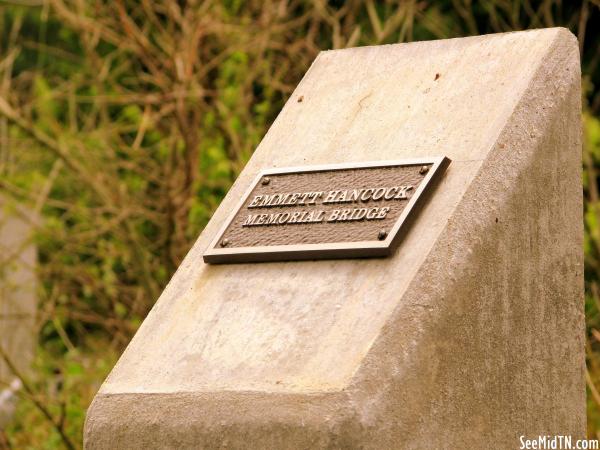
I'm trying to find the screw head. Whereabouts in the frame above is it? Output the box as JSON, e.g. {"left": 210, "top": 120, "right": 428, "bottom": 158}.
{"left": 419, "top": 165, "right": 430, "bottom": 175}
{"left": 378, "top": 229, "right": 388, "bottom": 240}
{"left": 261, "top": 177, "right": 271, "bottom": 185}
{"left": 220, "top": 238, "right": 230, "bottom": 247}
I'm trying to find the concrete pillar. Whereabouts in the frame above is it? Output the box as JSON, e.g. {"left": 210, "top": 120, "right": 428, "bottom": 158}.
{"left": 0, "top": 198, "right": 37, "bottom": 428}
{"left": 85, "top": 28, "right": 584, "bottom": 449}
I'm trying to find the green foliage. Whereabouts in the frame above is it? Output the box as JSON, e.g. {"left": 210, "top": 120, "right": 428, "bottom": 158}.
{"left": 5, "top": 336, "right": 118, "bottom": 450}
{"left": 0, "top": 1, "right": 597, "bottom": 448}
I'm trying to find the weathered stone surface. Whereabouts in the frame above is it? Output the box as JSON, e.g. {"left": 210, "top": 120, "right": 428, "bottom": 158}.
{"left": 85, "top": 28, "right": 584, "bottom": 449}
{"left": 0, "top": 199, "right": 37, "bottom": 428}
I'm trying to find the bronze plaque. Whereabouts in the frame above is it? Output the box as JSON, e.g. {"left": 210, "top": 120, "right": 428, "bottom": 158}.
{"left": 203, "top": 157, "right": 450, "bottom": 263}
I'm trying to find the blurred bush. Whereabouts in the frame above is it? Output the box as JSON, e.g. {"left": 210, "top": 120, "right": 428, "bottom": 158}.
{"left": 0, "top": 1, "right": 597, "bottom": 448}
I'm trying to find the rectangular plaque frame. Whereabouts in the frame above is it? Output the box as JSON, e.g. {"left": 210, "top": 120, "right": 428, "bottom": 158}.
{"left": 203, "top": 157, "right": 450, "bottom": 264}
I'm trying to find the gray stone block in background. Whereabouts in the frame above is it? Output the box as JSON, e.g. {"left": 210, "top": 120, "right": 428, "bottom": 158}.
{"left": 85, "top": 28, "right": 584, "bottom": 449}
{"left": 0, "top": 198, "right": 37, "bottom": 428}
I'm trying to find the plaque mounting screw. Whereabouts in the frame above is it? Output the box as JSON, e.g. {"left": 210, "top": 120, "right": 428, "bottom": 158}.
{"left": 261, "top": 177, "right": 271, "bottom": 185}
{"left": 419, "top": 165, "right": 430, "bottom": 175}
{"left": 378, "top": 230, "right": 388, "bottom": 240}
{"left": 220, "top": 238, "right": 230, "bottom": 247}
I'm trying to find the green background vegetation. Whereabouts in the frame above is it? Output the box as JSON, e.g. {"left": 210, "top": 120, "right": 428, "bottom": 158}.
{"left": 0, "top": 1, "right": 598, "bottom": 448}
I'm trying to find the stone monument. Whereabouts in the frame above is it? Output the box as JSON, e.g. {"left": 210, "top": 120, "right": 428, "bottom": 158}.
{"left": 85, "top": 28, "right": 584, "bottom": 449}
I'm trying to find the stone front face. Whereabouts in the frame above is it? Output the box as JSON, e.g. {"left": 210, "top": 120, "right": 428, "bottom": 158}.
{"left": 85, "top": 28, "right": 584, "bottom": 449}
{"left": 0, "top": 201, "right": 37, "bottom": 427}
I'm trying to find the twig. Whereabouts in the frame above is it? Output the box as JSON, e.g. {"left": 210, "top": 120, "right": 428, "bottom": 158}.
{"left": 0, "top": 347, "right": 75, "bottom": 450}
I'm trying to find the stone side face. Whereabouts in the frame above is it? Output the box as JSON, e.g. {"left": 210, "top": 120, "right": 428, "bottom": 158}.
{"left": 0, "top": 201, "right": 37, "bottom": 428}
{"left": 85, "top": 28, "right": 583, "bottom": 449}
